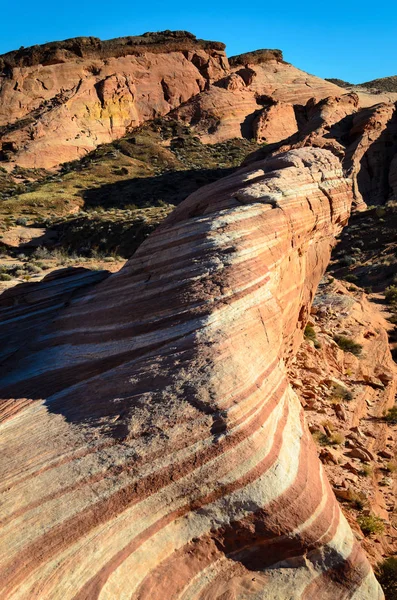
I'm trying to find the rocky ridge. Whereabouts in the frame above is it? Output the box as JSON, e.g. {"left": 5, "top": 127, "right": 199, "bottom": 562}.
{"left": 243, "top": 93, "right": 397, "bottom": 208}
{"left": 0, "top": 148, "right": 385, "bottom": 599}
{"left": 0, "top": 32, "right": 228, "bottom": 168}
{"left": 3, "top": 30, "right": 396, "bottom": 170}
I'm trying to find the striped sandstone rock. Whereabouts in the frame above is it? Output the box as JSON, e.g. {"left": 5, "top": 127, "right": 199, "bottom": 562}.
{"left": 0, "top": 148, "right": 383, "bottom": 599}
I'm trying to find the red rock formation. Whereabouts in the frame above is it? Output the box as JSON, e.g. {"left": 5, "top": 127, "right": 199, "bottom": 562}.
{"left": 0, "top": 148, "right": 383, "bottom": 598}
{"left": 244, "top": 94, "right": 397, "bottom": 208}
{"left": 289, "top": 278, "right": 397, "bottom": 564}
{"left": 2, "top": 32, "right": 394, "bottom": 173}
{"left": 252, "top": 101, "right": 298, "bottom": 143}
{"left": 172, "top": 55, "right": 348, "bottom": 143}
{"left": 0, "top": 31, "right": 228, "bottom": 168}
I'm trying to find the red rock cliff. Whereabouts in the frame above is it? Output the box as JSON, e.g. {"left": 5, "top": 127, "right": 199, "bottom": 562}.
{"left": 0, "top": 31, "right": 228, "bottom": 168}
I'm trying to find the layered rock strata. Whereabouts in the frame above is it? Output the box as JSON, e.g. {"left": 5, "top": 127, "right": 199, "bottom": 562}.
{"left": 244, "top": 94, "right": 397, "bottom": 208}
{"left": 0, "top": 148, "right": 383, "bottom": 598}
{"left": 0, "top": 31, "right": 228, "bottom": 167}
{"left": 3, "top": 30, "right": 395, "bottom": 171}
{"left": 172, "top": 57, "right": 348, "bottom": 143}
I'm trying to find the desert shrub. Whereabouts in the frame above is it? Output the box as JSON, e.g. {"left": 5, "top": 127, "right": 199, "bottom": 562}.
{"left": 15, "top": 217, "right": 28, "bottom": 226}
{"left": 304, "top": 324, "right": 316, "bottom": 341}
{"left": 385, "top": 286, "right": 397, "bottom": 305}
{"left": 385, "top": 406, "right": 397, "bottom": 424}
{"left": 312, "top": 431, "right": 330, "bottom": 446}
{"left": 344, "top": 274, "right": 359, "bottom": 283}
{"left": 312, "top": 424, "right": 344, "bottom": 447}
{"left": 357, "top": 514, "right": 384, "bottom": 536}
{"left": 376, "top": 557, "right": 397, "bottom": 600}
{"left": 348, "top": 491, "right": 365, "bottom": 510}
{"left": 376, "top": 206, "right": 387, "bottom": 218}
{"left": 360, "top": 464, "right": 372, "bottom": 477}
{"left": 304, "top": 324, "right": 321, "bottom": 348}
{"left": 339, "top": 255, "right": 356, "bottom": 266}
{"left": 333, "top": 335, "right": 363, "bottom": 356}
{"left": 329, "top": 432, "right": 345, "bottom": 446}
{"left": 33, "top": 246, "right": 51, "bottom": 259}
{"left": 385, "top": 462, "right": 397, "bottom": 473}
{"left": 25, "top": 264, "right": 42, "bottom": 274}
{"left": 330, "top": 382, "right": 353, "bottom": 402}
{"left": 0, "top": 273, "right": 12, "bottom": 281}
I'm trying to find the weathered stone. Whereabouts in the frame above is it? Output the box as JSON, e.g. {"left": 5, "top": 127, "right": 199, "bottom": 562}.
{"left": 378, "top": 449, "right": 394, "bottom": 460}
{"left": 0, "top": 149, "right": 382, "bottom": 599}
{"left": 0, "top": 32, "right": 228, "bottom": 168}
{"left": 347, "top": 446, "right": 375, "bottom": 462}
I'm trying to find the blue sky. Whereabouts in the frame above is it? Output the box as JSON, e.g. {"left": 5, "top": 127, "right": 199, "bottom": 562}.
{"left": 1, "top": 0, "right": 396, "bottom": 83}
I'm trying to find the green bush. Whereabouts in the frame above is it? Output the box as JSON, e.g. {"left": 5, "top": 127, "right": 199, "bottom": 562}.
{"left": 331, "top": 382, "right": 353, "bottom": 402}
{"left": 333, "top": 335, "right": 363, "bottom": 357}
{"left": 304, "top": 324, "right": 321, "bottom": 348}
{"left": 344, "top": 274, "right": 359, "bottom": 283}
{"left": 0, "top": 273, "right": 12, "bottom": 281}
{"left": 304, "top": 324, "right": 316, "bottom": 341}
{"left": 385, "top": 286, "right": 397, "bottom": 305}
{"left": 376, "top": 557, "right": 397, "bottom": 600}
{"left": 385, "top": 406, "right": 397, "bottom": 424}
{"left": 360, "top": 464, "right": 372, "bottom": 477}
{"left": 357, "top": 514, "right": 384, "bottom": 536}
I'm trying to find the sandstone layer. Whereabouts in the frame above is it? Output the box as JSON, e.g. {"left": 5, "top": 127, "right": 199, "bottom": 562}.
{"left": 0, "top": 31, "right": 228, "bottom": 168}
{"left": 0, "top": 148, "right": 383, "bottom": 598}
{"left": 244, "top": 94, "right": 397, "bottom": 208}
{"left": 2, "top": 31, "right": 395, "bottom": 172}
{"left": 172, "top": 57, "right": 348, "bottom": 143}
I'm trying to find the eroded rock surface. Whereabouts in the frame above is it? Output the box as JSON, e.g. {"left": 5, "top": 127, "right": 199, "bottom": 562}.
{"left": 244, "top": 94, "right": 397, "bottom": 208}
{"left": 0, "top": 31, "right": 228, "bottom": 168}
{"left": 0, "top": 148, "right": 384, "bottom": 598}
{"left": 172, "top": 56, "right": 348, "bottom": 143}
{"left": 289, "top": 278, "right": 397, "bottom": 564}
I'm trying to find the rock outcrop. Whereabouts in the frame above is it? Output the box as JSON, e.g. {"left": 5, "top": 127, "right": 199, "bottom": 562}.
{"left": 0, "top": 31, "right": 228, "bottom": 168}
{"left": 289, "top": 278, "right": 397, "bottom": 564}
{"left": 0, "top": 148, "right": 383, "bottom": 598}
{"left": 172, "top": 55, "right": 349, "bottom": 143}
{"left": 244, "top": 93, "right": 397, "bottom": 208}
{"left": 2, "top": 31, "right": 395, "bottom": 173}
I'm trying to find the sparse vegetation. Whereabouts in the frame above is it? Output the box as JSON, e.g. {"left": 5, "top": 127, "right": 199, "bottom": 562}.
{"left": 330, "top": 382, "right": 353, "bottom": 402}
{"left": 360, "top": 464, "right": 372, "bottom": 477}
{"left": 376, "top": 557, "right": 397, "bottom": 600}
{"left": 333, "top": 335, "right": 363, "bottom": 357}
{"left": 348, "top": 490, "right": 366, "bottom": 510}
{"left": 312, "top": 423, "right": 345, "bottom": 447}
{"left": 385, "top": 286, "right": 397, "bottom": 306}
{"left": 357, "top": 514, "right": 384, "bottom": 536}
{"left": 329, "top": 432, "right": 345, "bottom": 446}
{"left": 385, "top": 462, "right": 397, "bottom": 473}
{"left": 385, "top": 406, "right": 397, "bottom": 424}
{"left": 304, "top": 324, "right": 321, "bottom": 348}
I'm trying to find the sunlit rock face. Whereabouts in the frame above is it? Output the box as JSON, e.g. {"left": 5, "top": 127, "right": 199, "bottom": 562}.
{"left": 0, "top": 31, "right": 228, "bottom": 168}
{"left": 0, "top": 148, "right": 383, "bottom": 599}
